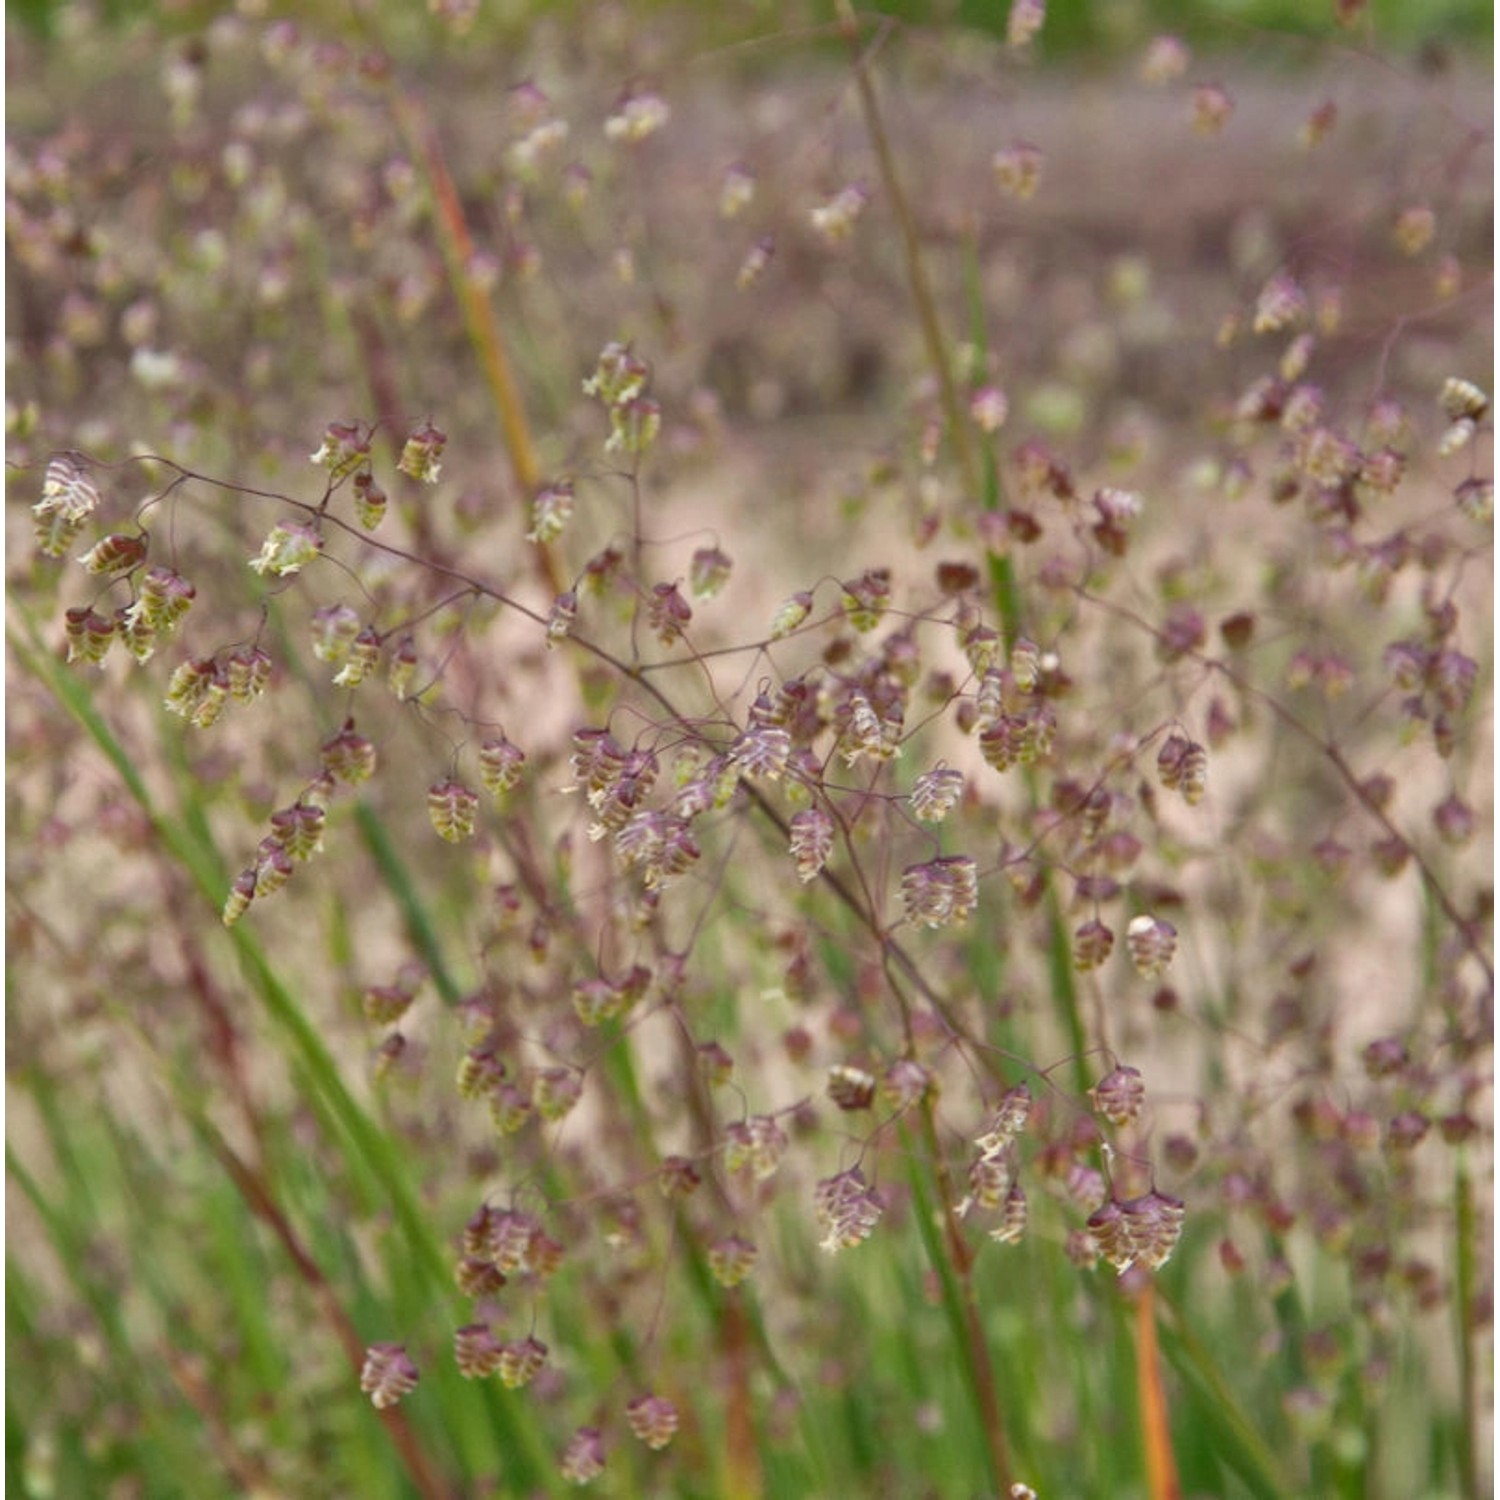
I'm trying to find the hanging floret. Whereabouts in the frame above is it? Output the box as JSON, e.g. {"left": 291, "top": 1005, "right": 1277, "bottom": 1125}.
{"left": 250, "top": 520, "right": 323, "bottom": 577}
{"left": 164, "top": 657, "right": 229, "bottom": 727}
{"left": 33, "top": 456, "right": 101, "bottom": 557}
{"left": 1091, "top": 1065, "right": 1146, "bottom": 1126}
{"left": 626, "top": 1394, "right": 679, "bottom": 1451}
{"left": 311, "top": 604, "right": 361, "bottom": 664}
{"left": 428, "top": 778, "right": 480, "bottom": 842}
{"left": 78, "top": 533, "right": 147, "bottom": 576}
{"left": 497, "top": 1336, "right": 548, "bottom": 1390}
{"left": 788, "top": 807, "right": 835, "bottom": 882}
{"left": 226, "top": 645, "right": 273, "bottom": 703}
{"left": 64, "top": 606, "right": 115, "bottom": 666}
{"left": 689, "top": 545, "right": 733, "bottom": 599}
{"left": 810, "top": 183, "right": 870, "bottom": 245}
{"left": 910, "top": 763, "right": 964, "bottom": 822}
{"left": 309, "top": 420, "right": 370, "bottom": 480}
{"left": 478, "top": 735, "right": 526, "bottom": 797}
{"left": 559, "top": 1427, "right": 606, "bottom": 1484}
{"left": 1126, "top": 914, "right": 1178, "bottom": 977}
{"left": 352, "top": 472, "right": 387, "bottom": 530}
{"left": 707, "top": 1235, "right": 758, "bottom": 1288}
{"left": 387, "top": 636, "right": 418, "bottom": 700}
{"left": 815, "top": 1167, "right": 883, "bottom": 1252}
{"left": 360, "top": 1344, "right": 419, "bottom": 1409}
{"left": 900, "top": 856, "right": 979, "bottom": 929}
{"left": 321, "top": 719, "right": 377, "bottom": 786}
{"left": 527, "top": 480, "right": 575, "bottom": 544}
{"left": 396, "top": 421, "right": 446, "bottom": 483}
{"left": 334, "top": 627, "right": 382, "bottom": 688}
{"left": 724, "top": 1116, "right": 788, "bottom": 1181}
{"left": 771, "top": 590, "right": 813, "bottom": 639}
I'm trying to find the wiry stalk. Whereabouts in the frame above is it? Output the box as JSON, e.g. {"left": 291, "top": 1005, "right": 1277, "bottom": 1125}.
{"left": 836, "top": 1, "right": 1096, "bottom": 1110}
{"left": 833, "top": 0, "right": 977, "bottom": 499}
{"left": 387, "top": 86, "right": 565, "bottom": 599}
{"left": 1135, "top": 1282, "right": 1181, "bottom": 1500}
{"left": 1453, "top": 1154, "right": 1480, "bottom": 1500}
{"left": 1077, "top": 585, "right": 1492, "bottom": 985}
{"left": 912, "top": 1099, "right": 1015, "bottom": 1493}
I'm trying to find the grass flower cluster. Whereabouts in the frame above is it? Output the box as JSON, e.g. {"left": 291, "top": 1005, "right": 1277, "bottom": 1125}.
{"left": 6, "top": 1, "right": 1491, "bottom": 1497}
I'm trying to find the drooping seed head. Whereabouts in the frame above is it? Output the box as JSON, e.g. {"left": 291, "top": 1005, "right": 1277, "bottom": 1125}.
{"left": 360, "top": 1343, "right": 418, "bottom": 1408}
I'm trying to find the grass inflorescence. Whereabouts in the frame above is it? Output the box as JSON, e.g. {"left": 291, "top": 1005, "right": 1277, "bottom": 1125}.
{"left": 6, "top": 2, "right": 1491, "bottom": 1497}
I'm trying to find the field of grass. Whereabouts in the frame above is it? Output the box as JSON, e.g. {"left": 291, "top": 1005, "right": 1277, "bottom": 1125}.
{"left": 6, "top": 3, "right": 1492, "bottom": 1497}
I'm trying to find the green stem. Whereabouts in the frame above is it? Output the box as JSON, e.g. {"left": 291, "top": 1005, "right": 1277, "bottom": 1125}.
{"left": 9, "top": 615, "right": 446, "bottom": 1280}
{"left": 195, "top": 1123, "right": 456, "bottom": 1500}
{"left": 1453, "top": 1152, "right": 1479, "bottom": 1499}
{"left": 961, "top": 228, "right": 1092, "bottom": 1085}
{"left": 904, "top": 1110, "right": 1012, "bottom": 1493}
{"left": 834, "top": 0, "right": 976, "bottom": 497}
{"left": 1153, "top": 1288, "right": 1290, "bottom": 1500}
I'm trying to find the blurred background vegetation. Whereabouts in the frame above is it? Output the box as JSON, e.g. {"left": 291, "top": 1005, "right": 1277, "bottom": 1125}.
{"left": 10, "top": 0, "right": 1494, "bottom": 56}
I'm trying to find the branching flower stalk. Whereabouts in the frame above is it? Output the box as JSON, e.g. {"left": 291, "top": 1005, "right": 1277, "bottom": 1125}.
{"left": 102, "top": 447, "right": 1033, "bottom": 1482}
{"left": 1075, "top": 584, "right": 1491, "bottom": 985}
{"left": 87, "top": 452, "right": 1032, "bottom": 1089}
{"left": 838, "top": 0, "right": 1095, "bottom": 1121}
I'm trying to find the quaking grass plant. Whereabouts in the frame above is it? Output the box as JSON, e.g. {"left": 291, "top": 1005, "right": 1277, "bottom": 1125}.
{"left": 7, "top": 2, "right": 1492, "bottom": 1497}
